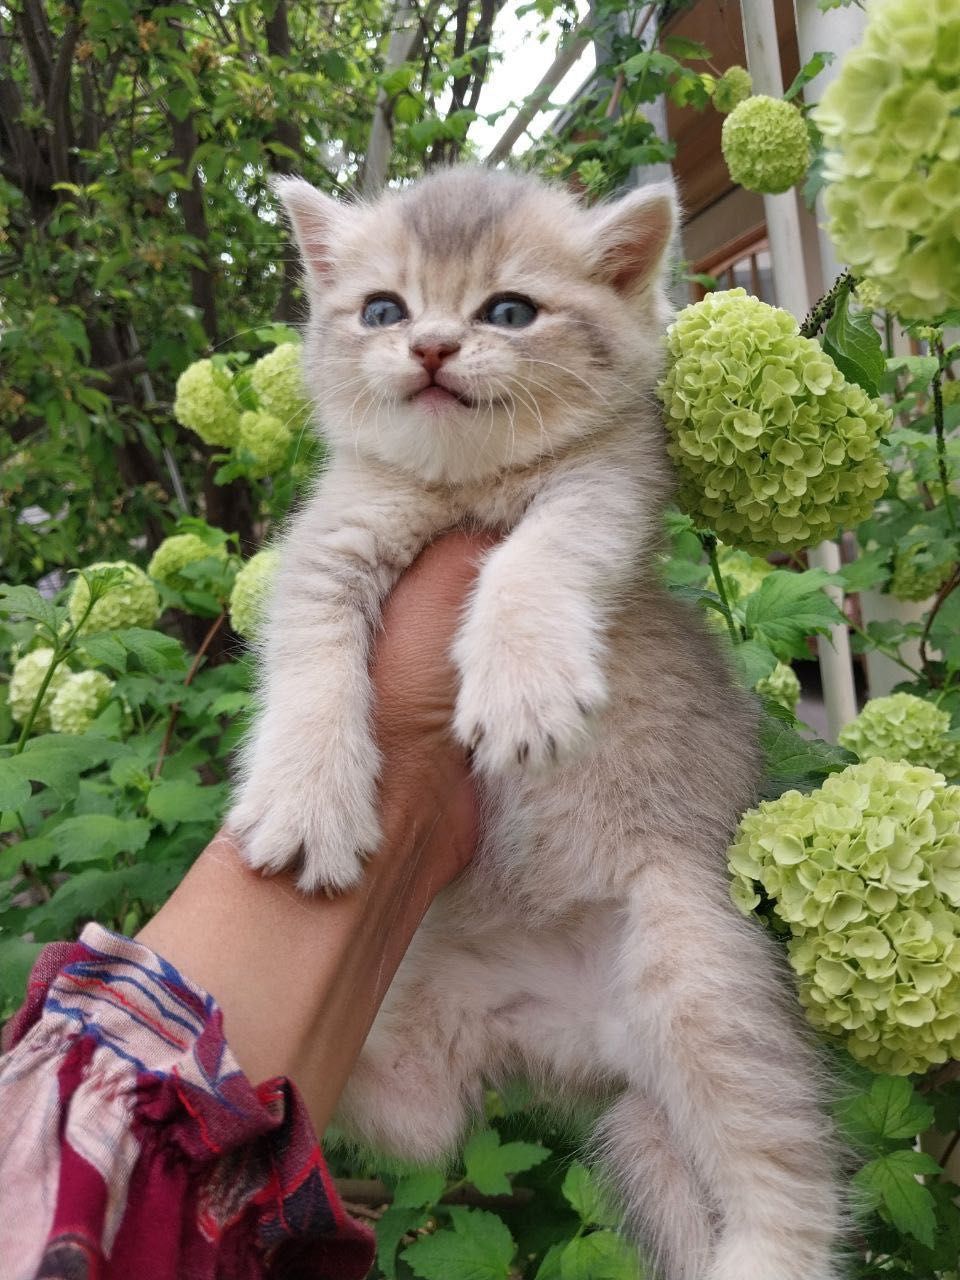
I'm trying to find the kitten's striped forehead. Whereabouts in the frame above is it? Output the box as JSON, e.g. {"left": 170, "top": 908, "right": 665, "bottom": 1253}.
{"left": 384, "top": 168, "right": 579, "bottom": 306}
{"left": 397, "top": 170, "right": 526, "bottom": 258}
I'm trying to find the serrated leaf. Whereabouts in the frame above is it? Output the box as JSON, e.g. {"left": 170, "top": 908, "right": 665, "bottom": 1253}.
{"left": 464, "top": 1128, "right": 550, "bottom": 1195}
{"left": 837, "top": 1076, "right": 935, "bottom": 1147}
{"left": 147, "top": 778, "right": 225, "bottom": 826}
{"left": 732, "top": 639, "right": 778, "bottom": 688}
{"left": 113, "top": 629, "right": 187, "bottom": 674}
{"left": 760, "top": 714, "right": 854, "bottom": 797}
{"left": 853, "top": 1149, "right": 941, "bottom": 1247}
{"left": 49, "top": 813, "right": 152, "bottom": 866}
{"left": 0, "top": 584, "right": 60, "bottom": 633}
{"left": 783, "top": 50, "right": 834, "bottom": 101}
{"left": 561, "top": 1162, "right": 619, "bottom": 1227}
{"left": 832, "top": 548, "right": 890, "bottom": 593}
{"left": 560, "top": 1230, "right": 639, "bottom": 1280}
{"left": 76, "top": 632, "right": 129, "bottom": 672}
{"left": 27, "top": 860, "right": 181, "bottom": 937}
{"left": 376, "top": 1205, "right": 428, "bottom": 1280}
{"left": 402, "top": 1206, "right": 514, "bottom": 1280}
{"left": 12, "top": 735, "right": 120, "bottom": 800}
{"left": 823, "top": 291, "right": 885, "bottom": 397}
{"left": 0, "top": 758, "right": 31, "bottom": 811}
{"left": 744, "top": 570, "right": 843, "bottom": 660}
{"left": 392, "top": 1168, "right": 446, "bottom": 1208}
{"left": 535, "top": 1243, "right": 565, "bottom": 1280}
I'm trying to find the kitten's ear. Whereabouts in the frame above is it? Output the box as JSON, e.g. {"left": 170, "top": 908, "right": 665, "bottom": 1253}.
{"left": 588, "top": 183, "right": 677, "bottom": 296}
{"left": 272, "top": 176, "right": 343, "bottom": 283}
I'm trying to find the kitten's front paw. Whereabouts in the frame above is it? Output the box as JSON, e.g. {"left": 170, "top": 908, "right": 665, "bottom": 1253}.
{"left": 229, "top": 756, "right": 381, "bottom": 895}
{"left": 453, "top": 637, "right": 607, "bottom": 774}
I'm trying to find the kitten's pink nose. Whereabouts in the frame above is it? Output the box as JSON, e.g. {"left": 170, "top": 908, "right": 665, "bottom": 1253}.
{"left": 412, "top": 340, "right": 460, "bottom": 374}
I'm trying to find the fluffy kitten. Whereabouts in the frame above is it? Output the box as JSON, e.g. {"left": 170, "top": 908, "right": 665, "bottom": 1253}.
{"left": 229, "top": 168, "right": 840, "bottom": 1280}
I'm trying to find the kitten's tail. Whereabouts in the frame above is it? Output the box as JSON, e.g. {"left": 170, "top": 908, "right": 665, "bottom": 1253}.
{"left": 593, "top": 1089, "right": 715, "bottom": 1280}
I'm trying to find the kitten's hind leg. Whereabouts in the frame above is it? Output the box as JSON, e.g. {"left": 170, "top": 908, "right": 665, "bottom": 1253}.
{"left": 619, "top": 863, "right": 841, "bottom": 1280}
{"left": 593, "top": 1090, "right": 715, "bottom": 1280}
{"left": 333, "top": 928, "right": 502, "bottom": 1164}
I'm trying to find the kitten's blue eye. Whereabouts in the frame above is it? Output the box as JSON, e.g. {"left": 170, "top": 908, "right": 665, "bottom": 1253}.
{"left": 481, "top": 295, "right": 538, "bottom": 328}
{"left": 362, "top": 295, "right": 408, "bottom": 327}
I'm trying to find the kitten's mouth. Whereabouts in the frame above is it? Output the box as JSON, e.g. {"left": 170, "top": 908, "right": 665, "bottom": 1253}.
{"left": 410, "top": 379, "right": 477, "bottom": 410}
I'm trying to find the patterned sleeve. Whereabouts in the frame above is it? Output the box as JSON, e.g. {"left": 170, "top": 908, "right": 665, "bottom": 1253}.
{"left": 0, "top": 923, "right": 375, "bottom": 1280}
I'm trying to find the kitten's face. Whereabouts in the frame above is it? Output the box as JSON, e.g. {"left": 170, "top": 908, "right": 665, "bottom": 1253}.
{"left": 280, "top": 169, "right": 675, "bottom": 485}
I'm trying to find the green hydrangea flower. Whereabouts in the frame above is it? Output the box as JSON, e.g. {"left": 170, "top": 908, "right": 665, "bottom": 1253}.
{"left": 249, "top": 343, "right": 309, "bottom": 426}
{"left": 229, "top": 549, "right": 279, "bottom": 640}
{"left": 716, "top": 546, "right": 772, "bottom": 602}
{"left": 7, "top": 647, "right": 70, "bottom": 733}
{"left": 658, "top": 289, "right": 890, "bottom": 554}
{"left": 237, "top": 411, "right": 293, "bottom": 477}
{"left": 729, "top": 757, "right": 960, "bottom": 1073}
{"left": 713, "top": 65, "right": 752, "bottom": 114}
{"left": 69, "top": 561, "right": 160, "bottom": 633}
{"left": 839, "top": 693, "right": 959, "bottom": 779}
{"left": 148, "top": 533, "right": 227, "bottom": 591}
{"left": 889, "top": 531, "right": 955, "bottom": 602}
{"left": 721, "top": 95, "right": 811, "bottom": 194}
{"left": 813, "top": 0, "right": 960, "bottom": 320}
{"left": 173, "top": 359, "right": 240, "bottom": 446}
{"left": 48, "top": 670, "right": 115, "bottom": 735}
{"left": 756, "top": 661, "right": 801, "bottom": 714}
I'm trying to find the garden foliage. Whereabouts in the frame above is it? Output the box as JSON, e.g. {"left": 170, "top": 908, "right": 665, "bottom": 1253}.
{"left": 3, "top": 0, "right": 960, "bottom": 1274}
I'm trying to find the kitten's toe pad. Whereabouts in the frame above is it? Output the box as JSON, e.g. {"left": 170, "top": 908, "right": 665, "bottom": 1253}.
{"left": 230, "top": 780, "right": 380, "bottom": 895}
{"left": 454, "top": 660, "right": 606, "bottom": 774}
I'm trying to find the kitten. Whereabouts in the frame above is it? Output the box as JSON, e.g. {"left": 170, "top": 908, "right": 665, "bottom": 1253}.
{"left": 229, "top": 168, "right": 840, "bottom": 1280}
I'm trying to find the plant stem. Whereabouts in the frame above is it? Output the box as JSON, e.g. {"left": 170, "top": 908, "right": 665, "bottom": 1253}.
{"left": 153, "top": 609, "right": 227, "bottom": 780}
{"left": 932, "top": 336, "right": 957, "bottom": 534}
{"left": 15, "top": 590, "right": 98, "bottom": 752}
{"left": 799, "top": 271, "right": 855, "bottom": 340}
{"left": 845, "top": 619, "right": 925, "bottom": 681}
{"left": 919, "top": 564, "right": 960, "bottom": 680}
{"left": 701, "top": 533, "right": 740, "bottom": 644}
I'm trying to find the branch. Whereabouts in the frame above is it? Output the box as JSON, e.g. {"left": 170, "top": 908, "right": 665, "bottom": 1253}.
{"left": 484, "top": 14, "right": 594, "bottom": 166}
{"left": 362, "top": 0, "right": 435, "bottom": 197}
{"left": 45, "top": 12, "right": 82, "bottom": 184}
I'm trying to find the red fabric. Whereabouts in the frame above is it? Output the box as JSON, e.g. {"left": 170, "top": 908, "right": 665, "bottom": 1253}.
{"left": 0, "top": 924, "right": 375, "bottom": 1280}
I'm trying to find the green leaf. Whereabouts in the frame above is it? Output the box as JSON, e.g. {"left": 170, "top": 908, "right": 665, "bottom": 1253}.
{"left": 113, "top": 629, "right": 187, "bottom": 675}
{"left": 464, "top": 1128, "right": 550, "bottom": 1195}
{"left": 535, "top": 1243, "right": 565, "bottom": 1280}
{"left": 561, "top": 1162, "right": 619, "bottom": 1227}
{"left": 49, "top": 813, "right": 152, "bottom": 867}
{"left": 660, "top": 35, "right": 710, "bottom": 60}
{"left": 783, "top": 50, "right": 834, "bottom": 101}
{"left": 560, "top": 1231, "right": 639, "bottom": 1280}
{"left": 376, "top": 1205, "right": 428, "bottom": 1280}
{"left": 832, "top": 548, "right": 890, "bottom": 593}
{"left": 853, "top": 1149, "right": 941, "bottom": 1247}
{"left": 732, "top": 639, "right": 778, "bottom": 689}
{"left": 822, "top": 291, "right": 885, "bottom": 397}
{"left": 0, "top": 935, "right": 43, "bottom": 1011}
{"left": 743, "top": 570, "right": 843, "bottom": 660}
{"left": 402, "top": 1206, "right": 514, "bottom": 1280}
{"left": 147, "top": 778, "right": 225, "bottom": 826}
{"left": 760, "top": 714, "right": 854, "bottom": 796}
{"left": 77, "top": 632, "right": 130, "bottom": 672}
{"left": 11, "top": 735, "right": 120, "bottom": 800}
{"left": 392, "top": 1169, "right": 446, "bottom": 1209}
{"left": 0, "top": 758, "right": 31, "bottom": 811}
{"left": 0, "top": 584, "right": 60, "bottom": 633}
{"left": 837, "top": 1075, "right": 935, "bottom": 1148}
{"left": 28, "top": 861, "right": 181, "bottom": 938}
